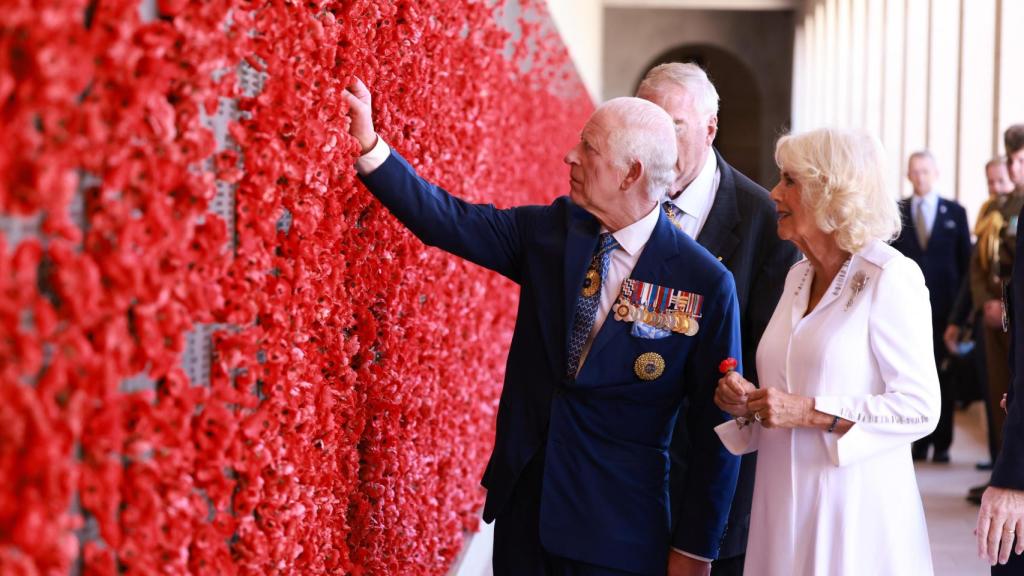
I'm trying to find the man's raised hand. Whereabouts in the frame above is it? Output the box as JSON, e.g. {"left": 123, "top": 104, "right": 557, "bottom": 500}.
{"left": 343, "top": 77, "right": 377, "bottom": 154}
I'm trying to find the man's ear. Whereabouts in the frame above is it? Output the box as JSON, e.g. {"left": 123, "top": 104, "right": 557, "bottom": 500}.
{"left": 706, "top": 115, "right": 719, "bottom": 146}
{"left": 621, "top": 160, "right": 643, "bottom": 190}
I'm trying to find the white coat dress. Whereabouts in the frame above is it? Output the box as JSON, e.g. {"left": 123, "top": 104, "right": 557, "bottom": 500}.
{"left": 716, "top": 239, "right": 941, "bottom": 575}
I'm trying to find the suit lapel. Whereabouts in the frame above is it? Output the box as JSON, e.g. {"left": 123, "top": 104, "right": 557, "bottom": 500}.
{"left": 563, "top": 204, "right": 600, "bottom": 362}
{"left": 583, "top": 211, "right": 681, "bottom": 364}
{"left": 696, "top": 150, "right": 740, "bottom": 263}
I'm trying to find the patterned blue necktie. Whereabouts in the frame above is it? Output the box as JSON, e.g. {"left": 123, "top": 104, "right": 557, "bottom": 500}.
{"left": 662, "top": 200, "right": 686, "bottom": 231}
{"left": 566, "top": 232, "right": 620, "bottom": 377}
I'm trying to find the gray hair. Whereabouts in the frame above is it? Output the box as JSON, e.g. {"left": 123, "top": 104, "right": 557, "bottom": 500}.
{"left": 775, "top": 127, "right": 901, "bottom": 253}
{"left": 598, "top": 97, "right": 678, "bottom": 201}
{"left": 907, "top": 149, "right": 936, "bottom": 166}
{"left": 637, "top": 62, "right": 720, "bottom": 119}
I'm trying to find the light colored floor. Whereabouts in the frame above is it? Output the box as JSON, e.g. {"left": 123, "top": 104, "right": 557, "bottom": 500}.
{"left": 918, "top": 402, "right": 994, "bottom": 576}
{"left": 457, "top": 403, "right": 999, "bottom": 576}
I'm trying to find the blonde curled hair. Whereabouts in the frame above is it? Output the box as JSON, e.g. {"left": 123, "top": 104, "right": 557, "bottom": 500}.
{"left": 774, "top": 128, "right": 901, "bottom": 253}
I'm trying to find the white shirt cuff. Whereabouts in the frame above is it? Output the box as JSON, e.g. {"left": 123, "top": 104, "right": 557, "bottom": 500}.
{"left": 354, "top": 134, "right": 389, "bottom": 175}
{"left": 671, "top": 547, "right": 712, "bottom": 563}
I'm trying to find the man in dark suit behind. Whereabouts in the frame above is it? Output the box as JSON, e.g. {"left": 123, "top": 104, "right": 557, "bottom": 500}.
{"left": 344, "top": 79, "right": 742, "bottom": 576}
{"left": 637, "top": 63, "right": 800, "bottom": 576}
{"left": 891, "top": 150, "right": 972, "bottom": 463}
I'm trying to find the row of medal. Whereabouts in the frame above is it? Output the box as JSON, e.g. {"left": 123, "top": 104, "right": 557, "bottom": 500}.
{"left": 613, "top": 278, "right": 703, "bottom": 336}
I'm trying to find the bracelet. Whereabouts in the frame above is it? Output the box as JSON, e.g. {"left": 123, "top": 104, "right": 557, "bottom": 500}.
{"left": 827, "top": 414, "right": 840, "bottom": 433}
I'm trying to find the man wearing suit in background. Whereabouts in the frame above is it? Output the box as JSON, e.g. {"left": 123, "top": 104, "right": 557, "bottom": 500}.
{"left": 892, "top": 150, "right": 972, "bottom": 463}
{"left": 344, "top": 79, "right": 742, "bottom": 576}
{"left": 636, "top": 62, "right": 800, "bottom": 576}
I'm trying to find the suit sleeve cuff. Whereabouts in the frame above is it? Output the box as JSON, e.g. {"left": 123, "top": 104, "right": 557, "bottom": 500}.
{"left": 355, "top": 134, "right": 389, "bottom": 175}
{"left": 671, "top": 547, "right": 712, "bottom": 563}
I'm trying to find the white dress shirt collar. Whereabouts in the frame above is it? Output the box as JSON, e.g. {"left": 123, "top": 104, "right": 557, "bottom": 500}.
{"left": 602, "top": 202, "right": 661, "bottom": 256}
{"left": 911, "top": 190, "right": 939, "bottom": 212}
{"left": 672, "top": 149, "right": 718, "bottom": 217}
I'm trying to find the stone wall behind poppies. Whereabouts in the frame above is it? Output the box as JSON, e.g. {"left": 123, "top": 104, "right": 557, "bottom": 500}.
{"left": 0, "top": 1, "right": 592, "bottom": 573}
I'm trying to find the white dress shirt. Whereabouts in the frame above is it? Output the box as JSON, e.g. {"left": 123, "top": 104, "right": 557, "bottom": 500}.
{"left": 666, "top": 150, "right": 721, "bottom": 239}
{"left": 910, "top": 190, "right": 939, "bottom": 237}
{"left": 576, "top": 204, "right": 660, "bottom": 370}
{"left": 355, "top": 134, "right": 391, "bottom": 175}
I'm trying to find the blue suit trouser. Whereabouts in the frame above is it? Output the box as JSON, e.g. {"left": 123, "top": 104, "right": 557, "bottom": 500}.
{"left": 491, "top": 449, "right": 642, "bottom": 576}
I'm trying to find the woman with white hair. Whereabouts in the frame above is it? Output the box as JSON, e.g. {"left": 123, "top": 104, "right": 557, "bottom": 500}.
{"left": 713, "top": 127, "right": 941, "bottom": 575}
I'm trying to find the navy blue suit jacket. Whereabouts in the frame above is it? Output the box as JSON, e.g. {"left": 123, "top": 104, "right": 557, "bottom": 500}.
{"left": 891, "top": 197, "right": 971, "bottom": 349}
{"left": 359, "top": 149, "right": 742, "bottom": 574}
{"left": 993, "top": 203, "right": 1024, "bottom": 489}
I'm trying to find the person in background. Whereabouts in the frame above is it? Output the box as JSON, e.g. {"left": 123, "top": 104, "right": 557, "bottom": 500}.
{"left": 976, "top": 197, "right": 1024, "bottom": 573}
{"left": 954, "top": 157, "right": 1017, "bottom": 502}
{"left": 973, "top": 129, "right": 1024, "bottom": 496}
{"left": 715, "top": 128, "right": 940, "bottom": 575}
{"left": 891, "top": 150, "right": 971, "bottom": 463}
{"left": 636, "top": 62, "right": 799, "bottom": 576}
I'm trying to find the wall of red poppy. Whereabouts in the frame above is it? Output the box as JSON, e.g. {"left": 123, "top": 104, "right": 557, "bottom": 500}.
{"left": 0, "top": 1, "right": 592, "bottom": 573}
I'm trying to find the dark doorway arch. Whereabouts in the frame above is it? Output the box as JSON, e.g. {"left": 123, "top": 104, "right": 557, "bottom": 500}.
{"left": 637, "top": 44, "right": 766, "bottom": 186}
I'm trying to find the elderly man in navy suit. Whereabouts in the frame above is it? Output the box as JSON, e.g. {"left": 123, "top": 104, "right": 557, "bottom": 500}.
{"left": 343, "top": 79, "right": 742, "bottom": 576}
{"left": 637, "top": 63, "right": 800, "bottom": 576}
{"left": 891, "top": 150, "right": 972, "bottom": 463}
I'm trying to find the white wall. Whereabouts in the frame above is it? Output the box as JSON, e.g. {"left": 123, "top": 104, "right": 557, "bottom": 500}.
{"left": 545, "top": 0, "right": 604, "bottom": 103}
{"left": 793, "top": 0, "right": 1023, "bottom": 226}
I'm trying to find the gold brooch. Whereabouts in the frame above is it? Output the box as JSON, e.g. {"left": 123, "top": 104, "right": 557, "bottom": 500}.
{"left": 634, "top": 352, "right": 666, "bottom": 381}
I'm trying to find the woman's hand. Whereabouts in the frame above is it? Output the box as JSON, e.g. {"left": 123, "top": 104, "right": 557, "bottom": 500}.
{"left": 746, "top": 387, "right": 815, "bottom": 429}
{"left": 714, "top": 371, "right": 756, "bottom": 418}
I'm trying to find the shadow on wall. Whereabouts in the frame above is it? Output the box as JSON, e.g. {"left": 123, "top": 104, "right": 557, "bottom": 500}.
{"left": 636, "top": 45, "right": 767, "bottom": 187}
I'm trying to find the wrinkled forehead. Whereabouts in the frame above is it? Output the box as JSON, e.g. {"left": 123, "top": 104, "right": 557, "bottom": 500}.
{"left": 908, "top": 155, "right": 937, "bottom": 170}
{"left": 582, "top": 107, "right": 618, "bottom": 145}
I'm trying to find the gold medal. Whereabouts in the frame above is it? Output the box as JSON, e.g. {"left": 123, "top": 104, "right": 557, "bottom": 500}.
{"left": 685, "top": 316, "right": 699, "bottom": 336}
{"left": 629, "top": 306, "right": 641, "bottom": 322}
{"left": 671, "top": 313, "right": 685, "bottom": 333}
{"left": 581, "top": 268, "right": 601, "bottom": 298}
{"left": 679, "top": 315, "right": 691, "bottom": 334}
{"left": 634, "top": 352, "right": 666, "bottom": 381}
{"left": 614, "top": 302, "right": 632, "bottom": 322}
